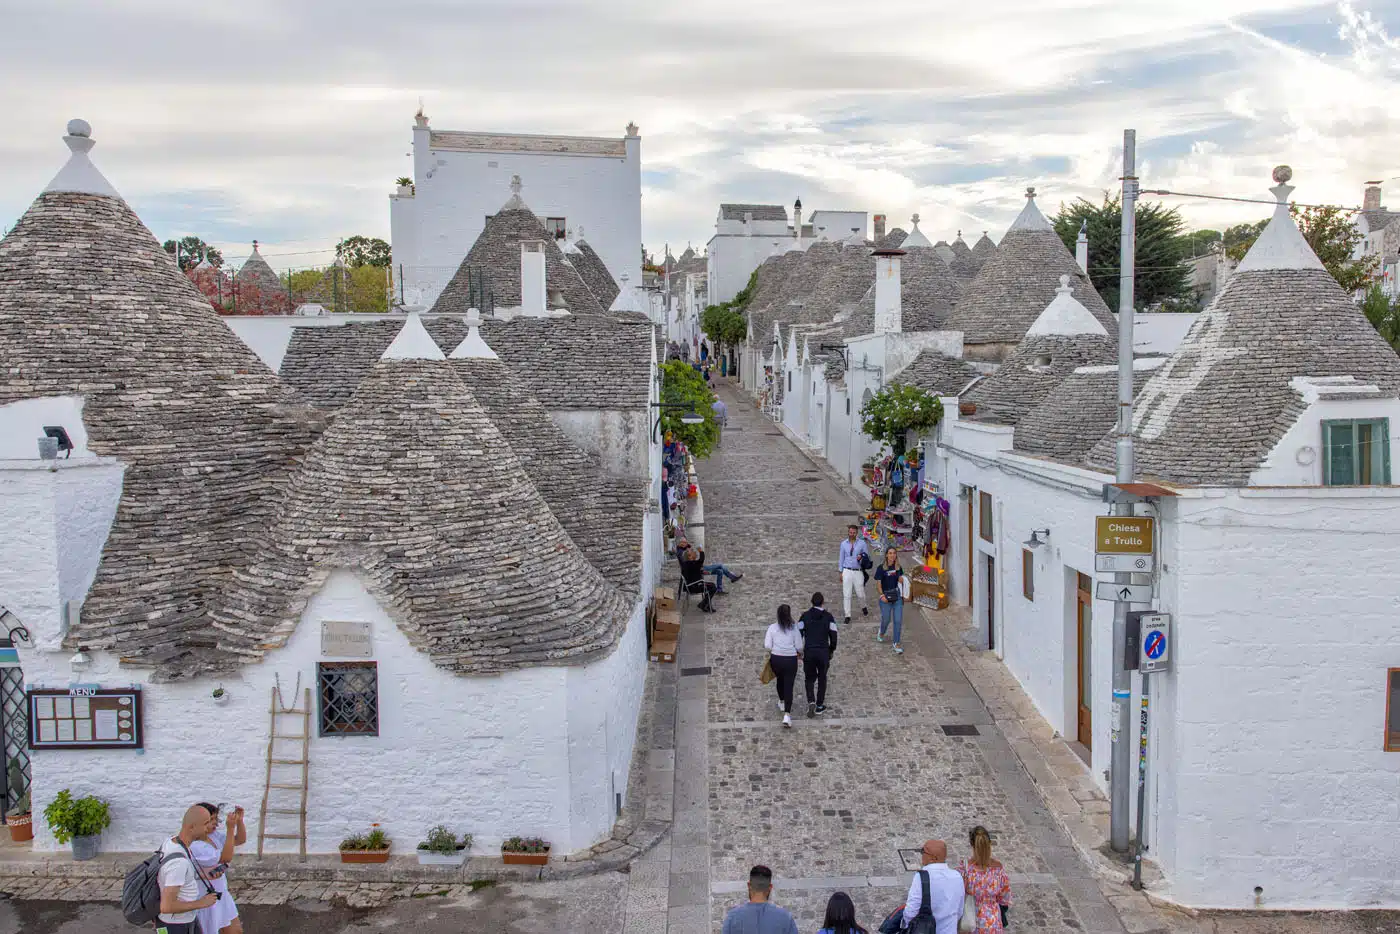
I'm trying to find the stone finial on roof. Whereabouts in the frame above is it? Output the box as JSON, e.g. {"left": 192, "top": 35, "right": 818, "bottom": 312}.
{"left": 1007, "top": 185, "right": 1054, "bottom": 233}
{"left": 902, "top": 213, "right": 933, "bottom": 249}
{"left": 1236, "top": 165, "right": 1325, "bottom": 274}
{"left": 414, "top": 105, "right": 429, "bottom": 128}
{"left": 44, "top": 118, "right": 121, "bottom": 199}
{"left": 626, "top": 121, "right": 639, "bottom": 137}
{"left": 1026, "top": 275, "right": 1109, "bottom": 337}
{"left": 449, "top": 307, "right": 499, "bottom": 360}
{"left": 502, "top": 174, "right": 526, "bottom": 210}
{"left": 382, "top": 311, "right": 446, "bottom": 361}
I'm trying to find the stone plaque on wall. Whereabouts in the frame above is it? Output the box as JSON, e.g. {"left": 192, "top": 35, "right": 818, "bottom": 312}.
{"left": 321, "top": 621, "right": 372, "bottom": 658}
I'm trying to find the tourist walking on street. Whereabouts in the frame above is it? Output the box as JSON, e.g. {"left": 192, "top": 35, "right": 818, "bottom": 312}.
{"left": 958, "top": 826, "right": 1011, "bottom": 932}
{"left": 192, "top": 802, "right": 246, "bottom": 934}
{"left": 157, "top": 805, "right": 220, "bottom": 934}
{"left": 902, "top": 840, "right": 965, "bottom": 933}
{"left": 873, "top": 547, "right": 908, "bottom": 654}
{"left": 721, "top": 865, "right": 799, "bottom": 934}
{"left": 838, "top": 525, "right": 870, "bottom": 624}
{"left": 818, "top": 890, "right": 868, "bottom": 934}
{"left": 765, "top": 604, "right": 802, "bottom": 727}
{"left": 798, "top": 592, "right": 838, "bottom": 717}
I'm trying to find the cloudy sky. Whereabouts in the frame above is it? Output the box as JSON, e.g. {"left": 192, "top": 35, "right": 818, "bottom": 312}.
{"left": 4, "top": 0, "right": 1400, "bottom": 272}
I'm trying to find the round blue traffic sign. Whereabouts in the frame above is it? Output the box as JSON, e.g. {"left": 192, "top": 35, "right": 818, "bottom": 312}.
{"left": 1144, "top": 630, "right": 1166, "bottom": 660}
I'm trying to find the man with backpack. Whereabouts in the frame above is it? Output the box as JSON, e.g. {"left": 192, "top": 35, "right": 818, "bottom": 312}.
{"left": 798, "top": 592, "right": 838, "bottom": 718}
{"left": 124, "top": 804, "right": 218, "bottom": 933}
{"left": 901, "top": 839, "right": 964, "bottom": 933}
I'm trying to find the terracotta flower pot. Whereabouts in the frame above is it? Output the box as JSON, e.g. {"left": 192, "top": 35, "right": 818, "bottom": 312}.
{"left": 502, "top": 846, "right": 550, "bottom": 866}
{"left": 340, "top": 846, "right": 391, "bottom": 864}
{"left": 7, "top": 814, "right": 32, "bottom": 843}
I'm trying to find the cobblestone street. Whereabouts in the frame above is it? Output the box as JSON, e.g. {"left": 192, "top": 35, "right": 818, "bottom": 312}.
{"left": 652, "top": 384, "right": 1126, "bottom": 934}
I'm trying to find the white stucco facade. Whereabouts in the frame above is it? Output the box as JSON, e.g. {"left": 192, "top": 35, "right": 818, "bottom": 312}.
{"left": 390, "top": 117, "right": 641, "bottom": 310}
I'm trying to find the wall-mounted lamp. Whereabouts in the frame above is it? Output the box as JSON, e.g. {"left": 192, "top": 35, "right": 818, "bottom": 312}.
{"left": 69, "top": 648, "right": 91, "bottom": 673}
{"left": 957, "top": 488, "right": 972, "bottom": 503}
{"left": 1023, "top": 529, "right": 1050, "bottom": 549}
{"left": 651, "top": 403, "right": 705, "bottom": 442}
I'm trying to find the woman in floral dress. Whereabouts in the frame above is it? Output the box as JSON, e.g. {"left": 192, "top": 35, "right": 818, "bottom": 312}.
{"left": 958, "top": 825, "right": 1011, "bottom": 931}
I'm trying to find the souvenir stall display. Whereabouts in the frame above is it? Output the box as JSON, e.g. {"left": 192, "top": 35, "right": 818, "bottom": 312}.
{"left": 861, "top": 449, "right": 923, "bottom": 554}
{"left": 908, "top": 474, "right": 952, "bottom": 610}
{"left": 661, "top": 436, "right": 694, "bottom": 553}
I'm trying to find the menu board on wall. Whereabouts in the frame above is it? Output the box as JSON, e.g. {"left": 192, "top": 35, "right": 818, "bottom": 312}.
{"left": 27, "top": 687, "right": 143, "bottom": 750}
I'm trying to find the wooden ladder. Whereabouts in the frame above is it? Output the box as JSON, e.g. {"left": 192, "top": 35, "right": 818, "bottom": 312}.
{"left": 256, "top": 686, "right": 311, "bottom": 859}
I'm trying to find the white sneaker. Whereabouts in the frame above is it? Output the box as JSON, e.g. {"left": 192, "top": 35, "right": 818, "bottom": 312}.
{"left": 782, "top": 714, "right": 792, "bottom": 727}
{"left": 778, "top": 700, "right": 785, "bottom": 712}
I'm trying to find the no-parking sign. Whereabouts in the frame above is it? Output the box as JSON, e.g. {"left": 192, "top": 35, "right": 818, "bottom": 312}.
{"left": 1138, "top": 613, "right": 1171, "bottom": 674}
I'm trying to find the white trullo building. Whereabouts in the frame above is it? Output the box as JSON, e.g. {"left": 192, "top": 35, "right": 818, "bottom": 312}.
{"left": 0, "top": 122, "right": 655, "bottom": 858}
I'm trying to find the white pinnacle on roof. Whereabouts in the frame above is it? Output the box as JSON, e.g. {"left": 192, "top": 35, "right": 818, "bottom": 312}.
{"left": 1026, "top": 275, "right": 1109, "bottom": 337}
{"left": 44, "top": 119, "right": 121, "bottom": 199}
{"left": 1007, "top": 187, "right": 1054, "bottom": 233}
{"left": 902, "top": 213, "right": 933, "bottom": 249}
{"left": 502, "top": 174, "right": 526, "bottom": 211}
{"left": 1235, "top": 165, "right": 1326, "bottom": 273}
{"left": 562, "top": 227, "right": 581, "bottom": 254}
{"left": 449, "top": 307, "right": 499, "bottom": 360}
{"left": 382, "top": 311, "right": 446, "bottom": 360}
{"left": 609, "top": 273, "right": 648, "bottom": 314}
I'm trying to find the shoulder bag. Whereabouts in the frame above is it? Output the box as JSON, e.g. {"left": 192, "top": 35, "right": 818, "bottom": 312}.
{"left": 958, "top": 887, "right": 977, "bottom": 933}
{"left": 899, "top": 572, "right": 911, "bottom": 602}
{"left": 759, "top": 658, "right": 775, "bottom": 684}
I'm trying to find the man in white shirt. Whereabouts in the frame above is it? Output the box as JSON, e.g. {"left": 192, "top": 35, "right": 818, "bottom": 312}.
{"left": 902, "top": 839, "right": 965, "bottom": 933}
{"left": 157, "top": 805, "right": 218, "bottom": 934}
{"left": 837, "top": 525, "right": 870, "bottom": 624}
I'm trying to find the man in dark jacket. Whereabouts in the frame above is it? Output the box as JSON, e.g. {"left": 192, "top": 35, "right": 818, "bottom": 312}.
{"left": 797, "top": 592, "right": 838, "bottom": 717}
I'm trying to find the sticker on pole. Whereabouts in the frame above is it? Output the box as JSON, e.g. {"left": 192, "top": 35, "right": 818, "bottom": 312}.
{"left": 1137, "top": 613, "right": 1171, "bottom": 673}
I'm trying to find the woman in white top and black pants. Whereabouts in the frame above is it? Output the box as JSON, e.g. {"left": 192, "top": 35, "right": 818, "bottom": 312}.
{"left": 765, "top": 604, "right": 803, "bottom": 727}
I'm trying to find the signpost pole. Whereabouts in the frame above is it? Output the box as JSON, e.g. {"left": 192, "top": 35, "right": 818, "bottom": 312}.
{"left": 1132, "top": 674, "right": 1150, "bottom": 889}
{"left": 1110, "top": 129, "right": 1138, "bottom": 854}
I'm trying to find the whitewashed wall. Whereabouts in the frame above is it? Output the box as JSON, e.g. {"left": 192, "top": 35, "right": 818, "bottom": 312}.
{"left": 550, "top": 410, "right": 651, "bottom": 479}
{"left": 1251, "top": 395, "right": 1400, "bottom": 487}
{"left": 1151, "top": 488, "right": 1400, "bottom": 909}
{"left": 706, "top": 234, "right": 791, "bottom": 305}
{"left": 15, "top": 567, "right": 649, "bottom": 858}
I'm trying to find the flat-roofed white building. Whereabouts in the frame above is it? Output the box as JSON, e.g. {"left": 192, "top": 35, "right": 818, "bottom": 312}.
{"left": 390, "top": 110, "right": 641, "bottom": 309}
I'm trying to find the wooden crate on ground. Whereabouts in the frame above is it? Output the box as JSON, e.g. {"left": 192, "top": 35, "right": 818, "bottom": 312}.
{"left": 654, "top": 587, "right": 676, "bottom": 612}
{"left": 654, "top": 606, "right": 681, "bottom": 641}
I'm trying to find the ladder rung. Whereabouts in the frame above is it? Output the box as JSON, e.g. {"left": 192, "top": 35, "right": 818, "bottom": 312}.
{"left": 268, "top": 783, "right": 303, "bottom": 790}
{"left": 272, "top": 734, "right": 307, "bottom": 740}
{"left": 270, "top": 758, "right": 307, "bottom": 765}
{"left": 266, "top": 807, "right": 303, "bottom": 814}
{"left": 275, "top": 709, "right": 308, "bottom": 715}
{"left": 262, "top": 833, "right": 303, "bottom": 839}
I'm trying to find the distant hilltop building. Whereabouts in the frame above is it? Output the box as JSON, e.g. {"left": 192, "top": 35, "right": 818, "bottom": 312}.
{"left": 389, "top": 108, "right": 641, "bottom": 310}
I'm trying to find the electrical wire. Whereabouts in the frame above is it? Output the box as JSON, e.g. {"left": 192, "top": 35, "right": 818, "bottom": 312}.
{"left": 1140, "top": 188, "right": 1359, "bottom": 211}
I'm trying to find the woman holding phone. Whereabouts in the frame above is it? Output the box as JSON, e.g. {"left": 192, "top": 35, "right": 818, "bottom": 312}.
{"left": 192, "top": 802, "right": 246, "bottom": 934}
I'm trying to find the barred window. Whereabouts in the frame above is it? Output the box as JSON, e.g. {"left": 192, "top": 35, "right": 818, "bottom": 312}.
{"left": 318, "top": 662, "right": 379, "bottom": 737}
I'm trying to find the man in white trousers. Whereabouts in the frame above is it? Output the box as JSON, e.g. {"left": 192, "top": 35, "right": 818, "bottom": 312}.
{"left": 838, "top": 524, "right": 870, "bottom": 624}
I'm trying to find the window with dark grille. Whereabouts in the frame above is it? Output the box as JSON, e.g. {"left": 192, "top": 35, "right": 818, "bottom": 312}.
{"left": 1322, "top": 418, "right": 1391, "bottom": 485}
{"left": 1022, "top": 549, "right": 1034, "bottom": 601}
{"left": 1387, "top": 668, "right": 1400, "bottom": 752}
{"left": 318, "top": 662, "right": 379, "bottom": 736}
{"left": 545, "top": 217, "right": 567, "bottom": 239}
{"left": 979, "top": 491, "right": 993, "bottom": 542}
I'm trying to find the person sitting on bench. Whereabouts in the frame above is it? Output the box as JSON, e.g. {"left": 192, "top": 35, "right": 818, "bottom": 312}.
{"left": 679, "top": 546, "right": 719, "bottom": 612}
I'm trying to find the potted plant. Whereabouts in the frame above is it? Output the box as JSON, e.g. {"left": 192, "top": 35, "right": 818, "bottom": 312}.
{"left": 395, "top": 176, "right": 414, "bottom": 197}
{"left": 43, "top": 789, "right": 110, "bottom": 860}
{"left": 5, "top": 759, "right": 31, "bottom": 843}
{"left": 501, "top": 836, "right": 550, "bottom": 866}
{"left": 339, "top": 823, "right": 392, "bottom": 863}
{"left": 416, "top": 825, "right": 471, "bottom": 866}
{"left": 211, "top": 686, "right": 228, "bottom": 705}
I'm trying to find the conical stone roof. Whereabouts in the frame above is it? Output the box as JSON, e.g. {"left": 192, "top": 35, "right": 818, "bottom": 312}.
{"left": 963, "top": 277, "right": 1115, "bottom": 426}
{"left": 802, "top": 241, "right": 875, "bottom": 324}
{"left": 891, "top": 349, "right": 984, "bottom": 396}
{"left": 971, "top": 232, "right": 996, "bottom": 263}
{"left": 1085, "top": 169, "right": 1400, "bottom": 486}
{"left": 572, "top": 230, "right": 620, "bottom": 309}
{"left": 1015, "top": 359, "right": 1161, "bottom": 464}
{"left": 946, "top": 188, "right": 1114, "bottom": 350}
{"left": 875, "top": 227, "right": 907, "bottom": 250}
{"left": 0, "top": 122, "right": 320, "bottom": 675}
{"left": 750, "top": 240, "right": 840, "bottom": 339}
{"left": 212, "top": 329, "right": 632, "bottom": 673}
{"left": 901, "top": 215, "right": 933, "bottom": 249}
{"left": 848, "top": 245, "right": 963, "bottom": 333}
{"left": 430, "top": 184, "right": 605, "bottom": 315}
{"left": 450, "top": 321, "right": 645, "bottom": 593}
{"left": 236, "top": 241, "right": 284, "bottom": 296}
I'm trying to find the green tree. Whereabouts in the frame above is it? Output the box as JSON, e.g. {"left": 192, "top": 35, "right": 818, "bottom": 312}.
{"left": 1223, "top": 220, "right": 1267, "bottom": 250}
{"left": 162, "top": 236, "right": 222, "bottom": 271}
{"left": 1361, "top": 285, "right": 1400, "bottom": 351}
{"left": 1225, "top": 205, "right": 1377, "bottom": 293}
{"left": 348, "top": 265, "right": 389, "bottom": 312}
{"left": 336, "top": 235, "right": 391, "bottom": 268}
{"left": 1182, "top": 229, "right": 1222, "bottom": 257}
{"left": 860, "top": 383, "right": 943, "bottom": 457}
{"left": 658, "top": 359, "right": 719, "bottom": 458}
{"left": 1052, "top": 194, "right": 1193, "bottom": 311}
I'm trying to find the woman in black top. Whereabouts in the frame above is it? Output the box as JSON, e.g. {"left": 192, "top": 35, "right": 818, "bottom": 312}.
{"left": 679, "top": 547, "right": 718, "bottom": 612}
{"left": 872, "top": 546, "right": 905, "bottom": 654}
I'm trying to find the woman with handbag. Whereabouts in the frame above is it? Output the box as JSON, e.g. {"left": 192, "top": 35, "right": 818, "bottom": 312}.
{"left": 957, "top": 826, "right": 1011, "bottom": 931}
{"left": 764, "top": 604, "right": 802, "bottom": 727}
{"left": 872, "top": 547, "right": 908, "bottom": 654}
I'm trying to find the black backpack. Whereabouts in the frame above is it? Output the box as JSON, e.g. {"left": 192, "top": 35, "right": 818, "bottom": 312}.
{"left": 906, "top": 870, "right": 937, "bottom": 934}
{"left": 121, "top": 841, "right": 214, "bottom": 926}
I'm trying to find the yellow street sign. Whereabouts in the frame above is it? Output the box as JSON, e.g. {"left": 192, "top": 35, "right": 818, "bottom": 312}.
{"left": 1096, "top": 516, "right": 1154, "bottom": 555}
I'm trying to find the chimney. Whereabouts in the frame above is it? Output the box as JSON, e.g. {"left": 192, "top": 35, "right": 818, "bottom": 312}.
{"left": 1075, "top": 220, "right": 1089, "bottom": 274}
{"left": 793, "top": 198, "right": 803, "bottom": 243}
{"left": 873, "top": 214, "right": 887, "bottom": 240}
{"left": 744, "top": 211, "right": 754, "bottom": 236}
{"left": 1364, "top": 181, "right": 1383, "bottom": 213}
{"left": 520, "top": 241, "right": 547, "bottom": 314}
{"left": 873, "top": 248, "right": 905, "bottom": 334}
